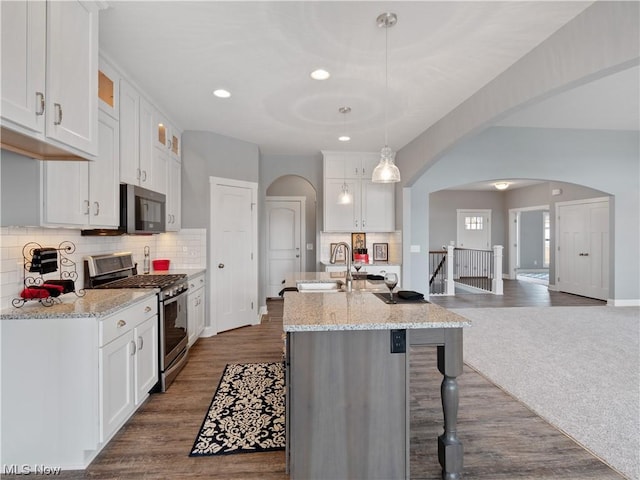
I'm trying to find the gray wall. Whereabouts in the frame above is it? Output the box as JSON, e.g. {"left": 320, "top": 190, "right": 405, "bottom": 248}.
{"left": 181, "top": 130, "right": 260, "bottom": 229}
{"left": 519, "top": 210, "right": 545, "bottom": 270}
{"left": 1, "top": 150, "right": 41, "bottom": 227}
{"left": 408, "top": 127, "right": 638, "bottom": 302}
{"left": 429, "top": 190, "right": 506, "bottom": 251}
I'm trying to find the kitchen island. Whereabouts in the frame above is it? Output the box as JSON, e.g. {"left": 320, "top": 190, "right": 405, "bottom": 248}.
{"left": 283, "top": 286, "right": 470, "bottom": 480}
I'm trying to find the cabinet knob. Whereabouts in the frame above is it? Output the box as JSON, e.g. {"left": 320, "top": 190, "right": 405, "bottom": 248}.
{"left": 130, "top": 340, "right": 137, "bottom": 355}
{"left": 117, "top": 319, "right": 126, "bottom": 328}
{"left": 94, "top": 201, "right": 100, "bottom": 216}
{"left": 218, "top": 263, "right": 225, "bottom": 269}
{"left": 144, "top": 306, "right": 152, "bottom": 312}
{"left": 138, "top": 335, "right": 144, "bottom": 351}
{"left": 84, "top": 200, "right": 90, "bottom": 215}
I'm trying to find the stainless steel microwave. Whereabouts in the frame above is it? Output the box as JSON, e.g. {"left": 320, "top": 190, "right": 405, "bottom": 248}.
{"left": 82, "top": 184, "right": 166, "bottom": 236}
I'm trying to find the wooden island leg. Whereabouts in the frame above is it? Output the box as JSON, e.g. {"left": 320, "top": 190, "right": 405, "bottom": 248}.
{"left": 437, "top": 328, "right": 464, "bottom": 480}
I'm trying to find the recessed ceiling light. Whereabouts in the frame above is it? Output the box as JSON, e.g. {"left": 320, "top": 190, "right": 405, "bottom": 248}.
{"left": 338, "top": 135, "right": 351, "bottom": 142}
{"left": 494, "top": 182, "right": 510, "bottom": 190}
{"left": 310, "top": 69, "right": 330, "bottom": 80}
{"left": 213, "top": 89, "right": 231, "bottom": 98}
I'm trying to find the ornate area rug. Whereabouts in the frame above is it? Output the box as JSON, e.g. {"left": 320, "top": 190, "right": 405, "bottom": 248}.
{"left": 190, "top": 362, "right": 285, "bottom": 456}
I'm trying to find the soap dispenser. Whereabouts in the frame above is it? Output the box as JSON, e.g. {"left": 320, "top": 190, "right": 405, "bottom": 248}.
{"left": 143, "top": 246, "right": 150, "bottom": 274}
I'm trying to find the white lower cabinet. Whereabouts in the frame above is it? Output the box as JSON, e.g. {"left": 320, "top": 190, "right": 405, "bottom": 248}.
{"left": 187, "top": 272, "right": 206, "bottom": 346}
{"left": 99, "top": 299, "right": 158, "bottom": 443}
{"left": 0, "top": 294, "right": 158, "bottom": 469}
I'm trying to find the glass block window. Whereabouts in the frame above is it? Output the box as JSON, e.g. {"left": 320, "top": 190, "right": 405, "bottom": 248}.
{"left": 465, "top": 216, "right": 484, "bottom": 230}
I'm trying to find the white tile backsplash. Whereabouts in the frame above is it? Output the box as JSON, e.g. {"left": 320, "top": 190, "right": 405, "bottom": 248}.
{"left": 0, "top": 227, "right": 206, "bottom": 310}
{"left": 319, "top": 231, "right": 402, "bottom": 264}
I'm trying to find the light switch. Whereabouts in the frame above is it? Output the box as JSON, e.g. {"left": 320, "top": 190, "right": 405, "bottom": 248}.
{"left": 410, "top": 245, "right": 421, "bottom": 253}
{"left": 306, "top": 243, "right": 314, "bottom": 251}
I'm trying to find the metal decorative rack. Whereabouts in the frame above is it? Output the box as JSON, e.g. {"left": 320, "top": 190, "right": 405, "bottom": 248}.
{"left": 12, "top": 241, "right": 86, "bottom": 308}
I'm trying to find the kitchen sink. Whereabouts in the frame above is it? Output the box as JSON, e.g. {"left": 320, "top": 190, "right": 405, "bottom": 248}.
{"left": 296, "top": 280, "right": 344, "bottom": 292}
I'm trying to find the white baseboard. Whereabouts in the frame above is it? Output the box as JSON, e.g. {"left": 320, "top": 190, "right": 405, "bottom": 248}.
{"left": 200, "top": 326, "right": 217, "bottom": 337}
{"left": 607, "top": 298, "right": 640, "bottom": 307}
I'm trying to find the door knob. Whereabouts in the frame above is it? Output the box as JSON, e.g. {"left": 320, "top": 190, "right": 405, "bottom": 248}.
{"left": 218, "top": 263, "right": 225, "bottom": 268}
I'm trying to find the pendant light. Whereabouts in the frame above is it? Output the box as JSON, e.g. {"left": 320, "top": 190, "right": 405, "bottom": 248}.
{"left": 337, "top": 107, "right": 353, "bottom": 205}
{"left": 372, "top": 12, "right": 401, "bottom": 184}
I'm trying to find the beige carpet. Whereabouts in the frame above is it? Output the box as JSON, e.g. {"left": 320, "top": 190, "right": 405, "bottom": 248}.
{"left": 453, "top": 306, "right": 639, "bottom": 480}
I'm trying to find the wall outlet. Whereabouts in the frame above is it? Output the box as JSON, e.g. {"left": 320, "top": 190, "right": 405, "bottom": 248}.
{"left": 16, "top": 261, "right": 24, "bottom": 286}
{"left": 390, "top": 330, "right": 406, "bottom": 354}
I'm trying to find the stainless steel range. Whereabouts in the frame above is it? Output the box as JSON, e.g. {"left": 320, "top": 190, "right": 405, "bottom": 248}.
{"left": 84, "top": 252, "right": 188, "bottom": 392}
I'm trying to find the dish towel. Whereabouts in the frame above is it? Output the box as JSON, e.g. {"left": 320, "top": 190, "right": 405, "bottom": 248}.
{"left": 29, "top": 248, "right": 58, "bottom": 274}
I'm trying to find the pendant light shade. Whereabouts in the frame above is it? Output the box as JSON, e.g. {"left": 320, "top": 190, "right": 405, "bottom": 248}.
{"left": 372, "top": 12, "right": 401, "bottom": 184}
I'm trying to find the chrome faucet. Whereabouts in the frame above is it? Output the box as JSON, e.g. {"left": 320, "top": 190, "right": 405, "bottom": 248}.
{"left": 330, "top": 242, "right": 352, "bottom": 292}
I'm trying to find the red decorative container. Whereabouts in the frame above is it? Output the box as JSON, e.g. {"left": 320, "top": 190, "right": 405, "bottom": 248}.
{"left": 152, "top": 259, "right": 170, "bottom": 271}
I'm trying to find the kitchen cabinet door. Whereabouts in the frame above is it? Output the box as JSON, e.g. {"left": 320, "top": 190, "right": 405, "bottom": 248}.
{"left": 119, "top": 79, "right": 140, "bottom": 185}
{"left": 100, "top": 331, "right": 135, "bottom": 443}
{"left": 46, "top": 0, "right": 99, "bottom": 156}
{"left": 42, "top": 161, "right": 90, "bottom": 226}
{"left": 89, "top": 111, "right": 120, "bottom": 227}
{"left": 42, "top": 111, "right": 119, "bottom": 228}
{"left": 0, "top": 0, "right": 46, "bottom": 133}
{"left": 138, "top": 96, "right": 155, "bottom": 189}
{"left": 98, "top": 57, "right": 119, "bottom": 119}
{"left": 166, "top": 158, "right": 181, "bottom": 231}
{"left": 361, "top": 180, "right": 395, "bottom": 232}
{"left": 134, "top": 316, "right": 158, "bottom": 405}
{"left": 323, "top": 179, "right": 361, "bottom": 231}
{"left": 188, "top": 273, "right": 206, "bottom": 346}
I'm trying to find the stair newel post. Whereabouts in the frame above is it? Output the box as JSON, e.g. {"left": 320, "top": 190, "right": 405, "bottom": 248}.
{"left": 492, "top": 245, "right": 504, "bottom": 295}
{"left": 446, "top": 243, "right": 455, "bottom": 296}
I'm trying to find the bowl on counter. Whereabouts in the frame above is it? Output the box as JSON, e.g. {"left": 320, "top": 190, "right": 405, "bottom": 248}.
{"left": 152, "top": 259, "right": 170, "bottom": 271}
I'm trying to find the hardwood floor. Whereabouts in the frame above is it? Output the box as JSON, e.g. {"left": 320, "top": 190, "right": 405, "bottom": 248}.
{"left": 429, "top": 279, "right": 607, "bottom": 308}
{"left": 5, "top": 293, "right": 622, "bottom": 480}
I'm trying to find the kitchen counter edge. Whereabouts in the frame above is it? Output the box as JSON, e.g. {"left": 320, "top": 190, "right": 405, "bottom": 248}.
{"left": 1, "top": 289, "right": 157, "bottom": 320}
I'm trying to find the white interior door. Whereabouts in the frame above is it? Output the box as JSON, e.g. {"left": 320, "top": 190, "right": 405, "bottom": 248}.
{"left": 457, "top": 209, "right": 491, "bottom": 249}
{"left": 266, "top": 197, "right": 304, "bottom": 298}
{"left": 557, "top": 198, "right": 609, "bottom": 300}
{"left": 210, "top": 177, "right": 257, "bottom": 333}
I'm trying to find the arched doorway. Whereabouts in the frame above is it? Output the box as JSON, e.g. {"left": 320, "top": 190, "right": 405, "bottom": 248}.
{"left": 265, "top": 175, "right": 317, "bottom": 297}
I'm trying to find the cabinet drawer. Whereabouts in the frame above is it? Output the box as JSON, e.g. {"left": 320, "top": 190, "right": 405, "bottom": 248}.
{"left": 100, "top": 297, "right": 157, "bottom": 347}
{"left": 188, "top": 273, "right": 205, "bottom": 290}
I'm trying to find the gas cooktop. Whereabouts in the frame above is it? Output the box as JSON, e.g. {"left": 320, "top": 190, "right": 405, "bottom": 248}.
{"left": 97, "top": 274, "right": 186, "bottom": 290}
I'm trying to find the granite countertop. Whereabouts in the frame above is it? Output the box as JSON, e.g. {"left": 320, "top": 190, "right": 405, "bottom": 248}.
{"left": 0, "top": 289, "right": 157, "bottom": 320}
{"left": 282, "top": 273, "right": 470, "bottom": 332}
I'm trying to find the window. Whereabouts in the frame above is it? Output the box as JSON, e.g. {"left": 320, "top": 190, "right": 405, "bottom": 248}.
{"left": 465, "top": 216, "right": 484, "bottom": 230}
{"left": 543, "top": 211, "right": 550, "bottom": 267}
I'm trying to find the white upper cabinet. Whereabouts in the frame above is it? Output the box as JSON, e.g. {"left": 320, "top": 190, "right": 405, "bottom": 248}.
{"left": 45, "top": 1, "right": 99, "bottom": 156}
{"left": 1, "top": 0, "right": 100, "bottom": 160}
{"left": 119, "top": 79, "right": 140, "bottom": 186}
{"left": 154, "top": 110, "right": 181, "bottom": 162}
{"left": 324, "top": 151, "right": 379, "bottom": 180}
{"left": 42, "top": 110, "right": 120, "bottom": 228}
{"left": 0, "top": 1, "right": 46, "bottom": 134}
{"left": 98, "top": 57, "right": 119, "bottom": 120}
{"left": 323, "top": 151, "right": 395, "bottom": 232}
{"left": 119, "top": 81, "right": 166, "bottom": 193}
{"left": 166, "top": 158, "right": 181, "bottom": 232}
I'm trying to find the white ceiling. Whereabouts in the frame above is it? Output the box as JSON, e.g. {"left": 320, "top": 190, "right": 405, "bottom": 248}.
{"left": 98, "top": 1, "right": 610, "bottom": 156}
